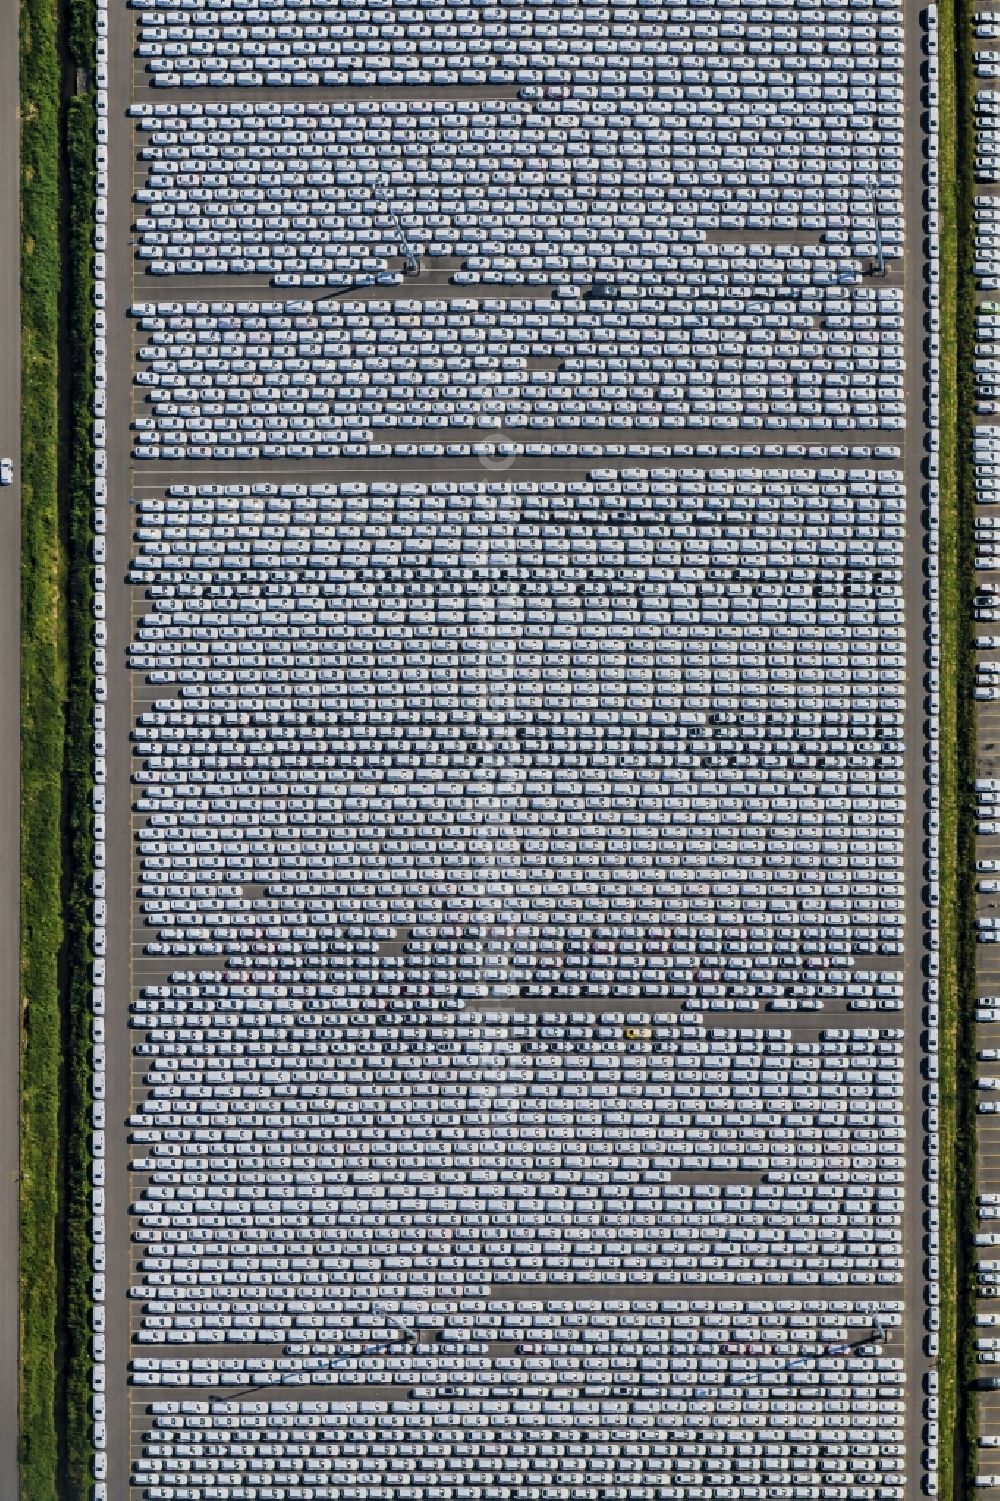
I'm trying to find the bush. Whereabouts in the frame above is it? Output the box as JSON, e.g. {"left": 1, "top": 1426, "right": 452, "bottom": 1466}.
{"left": 62, "top": 87, "right": 96, "bottom": 1495}
{"left": 955, "top": 0, "right": 984, "bottom": 1484}
{"left": 18, "top": 0, "right": 65, "bottom": 1491}
{"left": 938, "top": 0, "right": 981, "bottom": 1490}
{"left": 19, "top": 0, "right": 97, "bottom": 1492}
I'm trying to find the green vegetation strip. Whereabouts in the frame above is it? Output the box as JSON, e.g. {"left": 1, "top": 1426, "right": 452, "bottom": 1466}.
{"left": 63, "top": 74, "right": 97, "bottom": 1496}
{"left": 20, "top": 0, "right": 97, "bottom": 1488}
{"left": 936, "top": 8, "right": 959, "bottom": 1498}
{"left": 19, "top": 0, "right": 66, "bottom": 1488}
{"left": 3, "top": 2, "right": 984, "bottom": 1499}
{"left": 941, "top": 0, "right": 980, "bottom": 1491}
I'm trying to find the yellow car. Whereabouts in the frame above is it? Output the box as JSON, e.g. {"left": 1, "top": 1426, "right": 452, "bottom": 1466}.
{"left": 624, "top": 1026, "right": 653, "bottom": 1041}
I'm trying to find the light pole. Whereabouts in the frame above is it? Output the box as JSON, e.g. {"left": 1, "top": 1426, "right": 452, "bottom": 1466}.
{"left": 375, "top": 174, "right": 421, "bottom": 277}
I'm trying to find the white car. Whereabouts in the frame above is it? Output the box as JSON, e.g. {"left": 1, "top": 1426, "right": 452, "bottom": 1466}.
{"left": 0, "top": 458, "right": 12, "bottom": 485}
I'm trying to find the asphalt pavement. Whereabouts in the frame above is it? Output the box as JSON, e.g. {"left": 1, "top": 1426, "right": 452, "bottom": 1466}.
{"left": 971, "top": 25, "right": 1000, "bottom": 1486}
{"left": 104, "top": 0, "right": 140, "bottom": 1491}
{"left": 898, "top": 0, "right": 936, "bottom": 1482}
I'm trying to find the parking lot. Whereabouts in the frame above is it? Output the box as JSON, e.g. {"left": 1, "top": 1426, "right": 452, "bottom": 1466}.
{"left": 96, "top": 1, "right": 938, "bottom": 1496}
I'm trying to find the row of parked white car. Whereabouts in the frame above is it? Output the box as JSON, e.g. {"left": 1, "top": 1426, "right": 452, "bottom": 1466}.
{"left": 122, "top": 457, "right": 917, "bottom": 1491}
{"left": 123, "top": 475, "right": 909, "bottom": 1338}
{"left": 968, "top": 12, "right": 1000, "bottom": 1491}
{"left": 110, "top": 0, "right": 941, "bottom": 1495}
{"left": 974, "top": 63, "right": 1000, "bottom": 1474}
{"left": 976, "top": 196, "right": 1000, "bottom": 291}
{"left": 975, "top": 495, "right": 1000, "bottom": 699}
{"left": 974, "top": 421, "right": 1000, "bottom": 740}
{"left": 128, "top": 285, "right": 907, "bottom": 460}
{"left": 128, "top": 1302, "right": 907, "bottom": 1496}
{"left": 126, "top": 90, "right": 903, "bottom": 285}
{"left": 978, "top": 90, "right": 1000, "bottom": 187}
{"left": 126, "top": 1018, "right": 906, "bottom": 1348}
{"left": 125, "top": 472, "right": 908, "bottom": 980}
{"left": 128, "top": 0, "right": 906, "bottom": 108}
{"left": 922, "top": 23, "right": 942, "bottom": 1496}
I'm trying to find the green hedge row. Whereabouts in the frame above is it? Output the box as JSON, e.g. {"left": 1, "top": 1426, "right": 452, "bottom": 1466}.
{"left": 930, "top": 2, "right": 960, "bottom": 1488}
{"left": 19, "top": 0, "right": 66, "bottom": 1490}
{"left": 20, "top": 0, "right": 97, "bottom": 1490}
{"left": 935, "top": 4, "right": 960, "bottom": 1497}
{"left": 63, "top": 81, "right": 97, "bottom": 1497}
{"left": 66, "top": 0, "right": 97, "bottom": 78}
{"left": 955, "top": 0, "right": 984, "bottom": 1487}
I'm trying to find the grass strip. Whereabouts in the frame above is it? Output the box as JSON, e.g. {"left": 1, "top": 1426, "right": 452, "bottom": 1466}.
{"left": 21, "top": 0, "right": 98, "bottom": 1487}
{"left": 18, "top": 0, "right": 66, "bottom": 1489}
